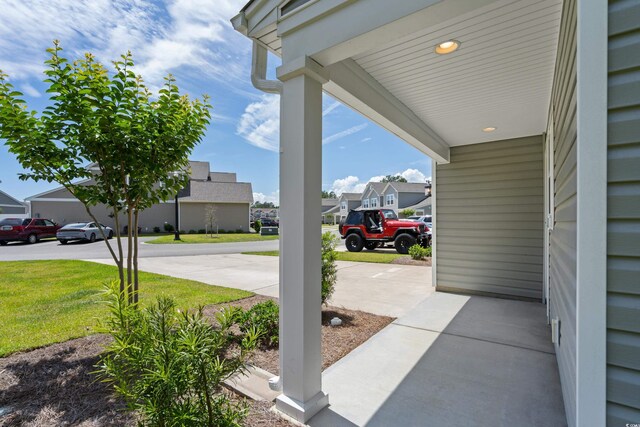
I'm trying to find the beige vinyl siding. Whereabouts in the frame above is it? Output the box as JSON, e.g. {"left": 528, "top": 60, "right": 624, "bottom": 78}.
{"left": 435, "top": 135, "right": 544, "bottom": 300}
{"left": 0, "top": 205, "right": 27, "bottom": 214}
{"left": 179, "top": 203, "right": 250, "bottom": 232}
{"left": 31, "top": 200, "right": 175, "bottom": 232}
{"left": 548, "top": 1, "right": 576, "bottom": 424}
{"left": 607, "top": 0, "right": 640, "bottom": 423}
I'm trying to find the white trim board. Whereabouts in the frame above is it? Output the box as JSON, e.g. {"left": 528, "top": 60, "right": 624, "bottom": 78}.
{"left": 574, "top": 0, "right": 607, "bottom": 424}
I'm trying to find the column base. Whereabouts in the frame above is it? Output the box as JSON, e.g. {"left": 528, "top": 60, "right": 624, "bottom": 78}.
{"left": 275, "top": 391, "right": 329, "bottom": 423}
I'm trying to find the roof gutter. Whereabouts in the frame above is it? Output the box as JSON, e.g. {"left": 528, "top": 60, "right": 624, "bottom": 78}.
{"left": 250, "top": 40, "right": 282, "bottom": 94}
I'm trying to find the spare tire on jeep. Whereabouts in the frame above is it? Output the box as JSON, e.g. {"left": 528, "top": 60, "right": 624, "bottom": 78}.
{"left": 394, "top": 233, "right": 416, "bottom": 254}
{"left": 345, "top": 233, "right": 364, "bottom": 252}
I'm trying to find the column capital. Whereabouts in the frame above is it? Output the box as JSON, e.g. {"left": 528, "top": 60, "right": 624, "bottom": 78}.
{"left": 277, "top": 56, "right": 329, "bottom": 84}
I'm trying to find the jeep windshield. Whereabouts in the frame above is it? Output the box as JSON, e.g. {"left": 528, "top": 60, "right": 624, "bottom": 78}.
{"left": 381, "top": 209, "right": 397, "bottom": 220}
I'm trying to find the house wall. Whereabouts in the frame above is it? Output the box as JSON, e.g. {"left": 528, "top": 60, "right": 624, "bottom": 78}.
{"left": 435, "top": 135, "right": 544, "bottom": 300}
{"left": 548, "top": 1, "right": 577, "bottom": 424}
{"left": 606, "top": 0, "right": 640, "bottom": 423}
{"left": 398, "top": 192, "right": 426, "bottom": 210}
{"left": 30, "top": 200, "right": 175, "bottom": 232}
{"left": 382, "top": 188, "right": 397, "bottom": 211}
{"left": 0, "top": 205, "right": 26, "bottom": 214}
{"left": 179, "top": 203, "right": 249, "bottom": 232}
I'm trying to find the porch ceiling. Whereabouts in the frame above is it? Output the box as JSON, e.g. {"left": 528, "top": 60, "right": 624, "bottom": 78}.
{"left": 352, "top": 0, "right": 562, "bottom": 146}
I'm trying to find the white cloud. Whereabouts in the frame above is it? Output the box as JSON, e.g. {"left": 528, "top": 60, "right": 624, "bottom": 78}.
{"left": 329, "top": 168, "right": 430, "bottom": 195}
{"left": 399, "top": 168, "right": 429, "bottom": 183}
{"left": 253, "top": 190, "right": 279, "bottom": 205}
{"left": 322, "top": 101, "right": 341, "bottom": 117}
{"left": 322, "top": 123, "right": 367, "bottom": 145}
{"left": 236, "top": 94, "right": 280, "bottom": 152}
{"left": 0, "top": 0, "right": 250, "bottom": 90}
{"left": 20, "top": 83, "right": 40, "bottom": 98}
{"left": 361, "top": 137, "right": 372, "bottom": 142}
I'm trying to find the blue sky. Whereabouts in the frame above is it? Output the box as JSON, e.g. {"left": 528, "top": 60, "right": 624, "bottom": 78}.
{"left": 0, "top": 0, "right": 432, "bottom": 204}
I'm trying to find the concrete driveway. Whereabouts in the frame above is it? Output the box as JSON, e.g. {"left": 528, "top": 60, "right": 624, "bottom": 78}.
{"left": 88, "top": 254, "right": 433, "bottom": 317}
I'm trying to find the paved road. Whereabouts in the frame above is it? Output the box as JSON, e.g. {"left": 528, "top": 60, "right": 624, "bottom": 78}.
{"left": 0, "top": 237, "right": 280, "bottom": 261}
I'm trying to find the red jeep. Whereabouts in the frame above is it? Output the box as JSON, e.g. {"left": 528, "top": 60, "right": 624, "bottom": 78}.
{"left": 338, "top": 209, "right": 430, "bottom": 254}
{"left": 0, "top": 218, "right": 61, "bottom": 245}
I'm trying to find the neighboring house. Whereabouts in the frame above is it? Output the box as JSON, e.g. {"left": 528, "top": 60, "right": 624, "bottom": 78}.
{"left": 233, "top": 0, "right": 635, "bottom": 426}
{"left": 359, "top": 182, "right": 385, "bottom": 209}
{"left": 320, "top": 198, "right": 338, "bottom": 223}
{"left": 0, "top": 189, "right": 28, "bottom": 217}
{"left": 381, "top": 182, "right": 431, "bottom": 216}
{"left": 251, "top": 208, "right": 279, "bottom": 221}
{"left": 27, "top": 161, "right": 253, "bottom": 232}
{"left": 337, "top": 192, "right": 362, "bottom": 221}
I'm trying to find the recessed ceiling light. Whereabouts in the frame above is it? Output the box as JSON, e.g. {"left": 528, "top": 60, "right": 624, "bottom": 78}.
{"left": 435, "top": 40, "right": 460, "bottom": 55}
{"left": 482, "top": 127, "right": 497, "bottom": 132}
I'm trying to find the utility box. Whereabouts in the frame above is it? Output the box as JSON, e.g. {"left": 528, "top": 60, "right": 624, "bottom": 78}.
{"left": 260, "top": 226, "right": 279, "bottom": 236}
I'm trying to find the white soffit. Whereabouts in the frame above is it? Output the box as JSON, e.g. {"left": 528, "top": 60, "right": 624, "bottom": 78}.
{"left": 352, "top": 0, "right": 562, "bottom": 146}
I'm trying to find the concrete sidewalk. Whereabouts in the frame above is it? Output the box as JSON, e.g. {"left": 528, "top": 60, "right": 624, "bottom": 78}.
{"left": 87, "top": 253, "right": 433, "bottom": 317}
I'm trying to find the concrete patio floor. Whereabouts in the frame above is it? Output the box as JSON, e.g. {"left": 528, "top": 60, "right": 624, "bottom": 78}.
{"left": 309, "top": 292, "right": 567, "bottom": 427}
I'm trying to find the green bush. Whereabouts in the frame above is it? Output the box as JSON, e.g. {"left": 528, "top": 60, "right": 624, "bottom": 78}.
{"left": 238, "top": 300, "right": 279, "bottom": 348}
{"left": 163, "top": 222, "right": 174, "bottom": 232}
{"left": 253, "top": 219, "right": 262, "bottom": 234}
{"left": 179, "top": 229, "right": 186, "bottom": 234}
{"left": 153, "top": 226, "right": 161, "bottom": 233}
{"left": 198, "top": 229, "right": 206, "bottom": 234}
{"left": 188, "top": 229, "right": 196, "bottom": 234}
{"left": 408, "top": 244, "right": 432, "bottom": 260}
{"left": 95, "top": 282, "right": 259, "bottom": 427}
{"left": 321, "top": 231, "right": 339, "bottom": 305}
{"left": 218, "top": 229, "right": 226, "bottom": 234}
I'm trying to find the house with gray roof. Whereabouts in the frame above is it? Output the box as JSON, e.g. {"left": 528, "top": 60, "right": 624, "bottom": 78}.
{"left": 337, "top": 192, "right": 362, "bottom": 221}
{"left": 0, "top": 189, "right": 28, "bottom": 217}
{"left": 381, "top": 182, "right": 431, "bottom": 216}
{"left": 359, "top": 182, "right": 386, "bottom": 209}
{"left": 26, "top": 160, "right": 253, "bottom": 232}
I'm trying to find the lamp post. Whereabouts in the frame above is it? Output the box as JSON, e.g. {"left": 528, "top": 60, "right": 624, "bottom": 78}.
{"left": 174, "top": 192, "right": 180, "bottom": 241}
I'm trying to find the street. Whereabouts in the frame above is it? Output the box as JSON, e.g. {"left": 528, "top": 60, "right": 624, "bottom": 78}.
{"left": 0, "top": 237, "right": 280, "bottom": 262}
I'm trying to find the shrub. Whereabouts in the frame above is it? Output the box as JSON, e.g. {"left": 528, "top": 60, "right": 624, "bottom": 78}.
{"left": 188, "top": 229, "right": 196, "bottom": 234}
{"left": 253, "top": 219, "right": 262, "bottom": 234}
{"left": 163, "top": 222, "right": 174, "bottom": 232}
{"left": 238, "top": 300, "right": 279, "bottom": 348}
{"left": 408, "top": 244, "right": 432, "bottom": 260}
{"left": 153, "top": 226, "right": 161, "bottom": 233}
{"left": 218, "top": 229, "right": 226, "bottom": 234}
{"left": 198, "top": 229, "right": 206, "bottom": 234}
{"left": 400, "top": 208, "right": 416, "bottom": 218}
{"left": 179, "top": 229, "right": 186, "bottom": 234}
{"left": 95, "top": 282, "right": 259, "bottom": 427}
{"left": 235, "top": 229, "right": 243, "bottom": 234}
{"left": 321, "top": 231, "right": 339, "bottom": 305}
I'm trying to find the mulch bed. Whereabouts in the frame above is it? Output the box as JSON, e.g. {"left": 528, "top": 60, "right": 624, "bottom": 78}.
{"left": 0, "top": 296, "right": 393, "bottom": 426}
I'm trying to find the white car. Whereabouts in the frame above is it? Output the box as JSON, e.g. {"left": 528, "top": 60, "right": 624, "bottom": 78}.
{"left": 57, "top": 222, "right": 114, "bottom": 244}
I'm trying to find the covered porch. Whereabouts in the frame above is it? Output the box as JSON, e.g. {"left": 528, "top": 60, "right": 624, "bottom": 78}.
{"left": 232, "top": 0, "right": 606, "bottom": 425}
{"left": 311, "top": 292, "right": 565, "bottom": 426}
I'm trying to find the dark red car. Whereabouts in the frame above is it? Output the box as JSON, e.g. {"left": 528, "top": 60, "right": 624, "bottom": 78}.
{"left": 0, "top": 218, "right": 61, "bottom": 245}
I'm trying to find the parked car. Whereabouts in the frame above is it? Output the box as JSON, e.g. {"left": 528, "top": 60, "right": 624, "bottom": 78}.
{"left": 57, "top": 222, "right": 114, "bottom": 244}
{"left": 407, "top": 215, "right": 432, "bottom": 228}
{"left": 261, "top": 218, "right": 279, "bottom": 227}
{"left": 338, "top": 209, "right": 430, "bottom": 254}
{"left": 0, "top": 218, "right": 61, "bottom": 245}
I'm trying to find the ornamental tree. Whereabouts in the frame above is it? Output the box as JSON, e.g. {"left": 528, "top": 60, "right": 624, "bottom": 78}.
{"left": 0, "top": 41, "right": 211, "bottom": 303}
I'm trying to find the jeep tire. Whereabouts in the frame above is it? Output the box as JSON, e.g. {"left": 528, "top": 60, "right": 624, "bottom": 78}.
{"left": 345, "top": 233, "right": 364, "bottom": 252}
{"left": 364, "top": 241, "right": 379, "bottom": 251}
{"left": 394, "top": 233, "right": 416, "bottom": 254}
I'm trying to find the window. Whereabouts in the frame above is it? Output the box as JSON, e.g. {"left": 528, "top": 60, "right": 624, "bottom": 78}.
{"left": 363, "top": 199, "right": 369, "bottom": 208}
{"left": 44, "top": 220, "right": 56, "bottom": 227}
{"left": 345, "top": 211, "right": 364, "bottom": 225}
{"left": 341, "top": 201, "right": 347, "bottom": 210}
{"left": 386, "top": 194, "right": 395, "bottom": 205}
{"left": 370, "top": 197, "right": 378, "bottom": 208}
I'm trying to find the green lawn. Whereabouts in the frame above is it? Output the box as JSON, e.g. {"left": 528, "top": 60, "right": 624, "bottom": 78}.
{"left": 0, "top": 260, "right": 251, "bottom": 357}
{"left": 242, "top": 250, "right": 405, "bottom": 264}
{"left": 146, "top": 233, "right": 279, "bottom": 244}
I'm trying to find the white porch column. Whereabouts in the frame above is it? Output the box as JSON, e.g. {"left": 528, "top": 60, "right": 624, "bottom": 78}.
{"left": 275, "top": 56, "right": 329, "bottom": 423}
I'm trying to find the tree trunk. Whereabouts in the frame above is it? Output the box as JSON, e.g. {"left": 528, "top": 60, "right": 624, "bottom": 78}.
{"left": 133, "top": 209, "right": 140, "bottom": 304}
{"left": 126, "top": 207, "right": 133, "bottom": 304}
{"left": 112, "top": 209, "right": 126, "bottom": 293}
